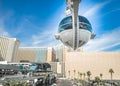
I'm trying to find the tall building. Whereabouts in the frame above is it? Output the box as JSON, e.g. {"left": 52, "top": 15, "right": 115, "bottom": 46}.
{"left": 15, "top": 45, "right": 120, "bottom": 79}
{"left": 16, "top": 45, "right": 66, "bottom": 76}
{"left": 16, "top": 47, "right": 52, "bottom": 62}
{"left": 16, "top": 45, "right": 66, "bottom": 63}
{"left": 52, "top": 44, "right": 65, "bottom": 62}
{"left": 0, "top": 36, "right": 20, "bottom": 62}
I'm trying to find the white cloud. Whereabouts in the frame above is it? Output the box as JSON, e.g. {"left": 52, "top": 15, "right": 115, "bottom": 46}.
{"left": 0, "top": 10, "right": 14, "bottom": 37}
{"left": 83, "top": 1, "right": 110, "bottom": 18}
{"left": 78, "top": 1, "right": 111, "bottom": 35}
{"left": 101, "top": 9, "right": 120, "bottom": 17}
{"left": 0, "top": 20, "right": 10, "bottom": 37}
{"left": 30, "top": 5, "right": 65, "bottom": 47}
{"left": 17, "top": 15, "right": 61, "bottom": 47}
{"left": 84, "top": 27, "right": 120, "bottom": 52}
{"left": 32, "top": 28, "right": 60, "bottom": 47}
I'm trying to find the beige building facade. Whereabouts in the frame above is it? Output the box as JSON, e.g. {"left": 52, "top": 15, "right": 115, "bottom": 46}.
{"left": 0, "top": 36, "right": 19, "bottom": 62}
{"left": 14, "top": 45, "right": 120, "bottom": 79}
{"left": 1, "top": 36, "right": 119, "bottom": 80}
{"left": 65, "top": 52, "right": 120, "bottom": 80}
{"left": 16, "top": 47, "right": 52, "bottom": 63}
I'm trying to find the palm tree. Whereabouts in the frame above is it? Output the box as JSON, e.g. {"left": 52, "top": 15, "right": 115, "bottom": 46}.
{"left": 100, "top": 73, "right": 103, "bottom": 80}
{"left": 109, "top": 68, "right": 114, "bottom": 80}
{"left": 73, "top": 70, "right": 76, "bottom": 79}
{"left": 95, "top": 76, "right": 101, "bottom": 86}
{"left": 83, "top": 73, "right": 86, "bottom": 86}
{"left": 87, "top": 71, "right": 91, "bottom": 81}
{"left": 109, "top": 68, "right": 114, "bottom": 86}
{"left": 83, "top": 73, "right": 86, "bottom": 80}
{"left": 68, "top": 70, "right": 70, "bottom": 79}
{"left": 100, "top": 73, "right": 103, "bottom": 85}
{"left": 80, "top": 73, "right": 83, "bottom": 80}
{"left": 78, "top": 72, "right": 80, "bottom": 79}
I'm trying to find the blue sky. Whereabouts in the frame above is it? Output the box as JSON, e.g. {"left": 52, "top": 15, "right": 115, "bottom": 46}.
{"left": 0, "top": 0, "right": 120, "bottom": 52}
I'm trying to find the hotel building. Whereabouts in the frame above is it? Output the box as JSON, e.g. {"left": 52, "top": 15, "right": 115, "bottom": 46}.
{"left": 0, "top": 36, "right": 20, "bottom": 62}
{"left": 0, "top": 36, "right": 119, "bottom": 80}
{"left": 15, "top": 45, "right": 120, "bottom": 80}
{"left": 15, "top": 47, "right": 51, "bottom": 62}
{"left": 65, "top": 51, "right": 120, "bottom": 80}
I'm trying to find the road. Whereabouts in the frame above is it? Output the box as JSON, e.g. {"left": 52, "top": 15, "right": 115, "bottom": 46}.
{"left": 55, "top": 79, "right": 73, "bottom": 86}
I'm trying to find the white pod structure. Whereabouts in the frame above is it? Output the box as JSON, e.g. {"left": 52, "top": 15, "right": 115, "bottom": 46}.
{"left": 55, "top": 16, "right": 95, "bottom": 50}
{"left": 55, "top": 0, "right": 95, "bottom": 50}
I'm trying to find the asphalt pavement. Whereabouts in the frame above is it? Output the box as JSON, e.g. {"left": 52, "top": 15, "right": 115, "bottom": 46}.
{"left": 55, "top": 79, "right": 73, "bottom": 86}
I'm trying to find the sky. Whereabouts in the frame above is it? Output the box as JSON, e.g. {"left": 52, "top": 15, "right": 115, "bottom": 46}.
{"left": 0, "top": 0, "right": 120, "bottom": 52}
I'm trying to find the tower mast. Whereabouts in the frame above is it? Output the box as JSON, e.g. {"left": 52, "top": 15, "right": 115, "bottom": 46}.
{"left": 66, "top": 0, "right": 81, "bottom": 50}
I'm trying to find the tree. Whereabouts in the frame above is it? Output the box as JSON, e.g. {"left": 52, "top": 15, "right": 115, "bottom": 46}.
{"left": 109, "top": 68, "right": 114, "bottom": 80}
{"left": 73, "top": 70, "right": 76, "bottom": 79}
{"left": 109, "top": 68, "right": 114, "bottom": 86}
{"left": 68, "top": 70, "right": 70, "bottom": 79}
{"left": 83, "top": 73, "right": 86, "bottom": 86}
{"left": 80, "top": 73, "right": 83, "bottom": 80}
{"left": 95, "top": 76, "right": 101, "bottom": 86}
{"left": 78, "top": 72, "right": 80, "bottom": 79}
{"left": 83, "top": 73, "right": 86, "bottom": 80}
{"left": 100, "top": 73, "right": 103, "bottom": 80}
{"left": 87, "top": 71, "right": 91, "bottom": 81}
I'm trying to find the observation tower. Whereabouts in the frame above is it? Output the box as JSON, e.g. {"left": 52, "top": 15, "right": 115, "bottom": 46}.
{"left": 55, "top": 0, "right": 95, "bottom": 50}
